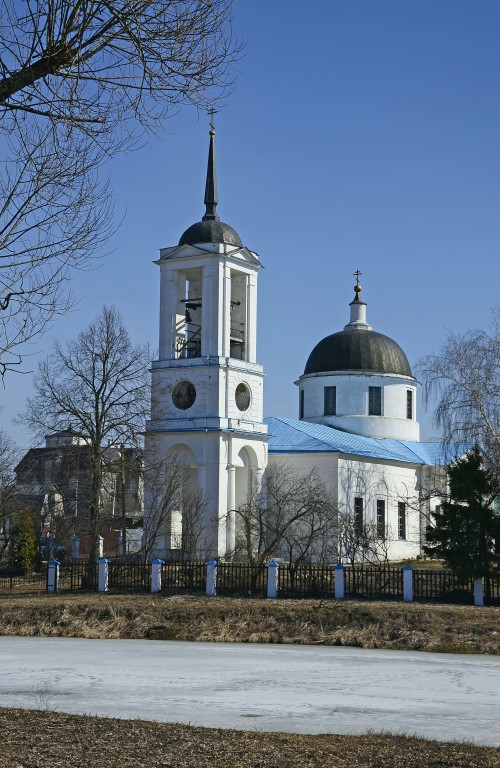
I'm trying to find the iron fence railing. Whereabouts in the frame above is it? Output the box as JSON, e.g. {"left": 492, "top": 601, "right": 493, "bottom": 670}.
{"left": 0, "top": 560, "right": 499, "bottom": 604}
{"left": 216, "top": 562, "right": 267, "bottom": 596}
{"left": 0, "top": 563, "right": 47, "bottom": 593}
{"left": 278, "top": 564, "right": 335, "bottom": 598}
{"left": 108, "top": 561, "right": 151, "bottom": 592}
{"left": 343, "top": 566, "right": 403, "bottom": 600}
{"left": 161, "top": 562, "right": 206, "bottom": 594}
{"left": 413, "top": 569, "right": 474, "bottom": 604}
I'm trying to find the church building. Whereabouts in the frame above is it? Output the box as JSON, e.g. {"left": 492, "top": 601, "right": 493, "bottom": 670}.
{"left": 144, "top": 129, "right": 445, "bottom": 563}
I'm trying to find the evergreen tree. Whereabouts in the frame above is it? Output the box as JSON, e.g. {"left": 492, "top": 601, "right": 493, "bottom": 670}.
{"left": 12, "top": 508, "right": 38, "bottom": 575}
{"left": 424, "top": 448, "right": 499, "bottom": 582}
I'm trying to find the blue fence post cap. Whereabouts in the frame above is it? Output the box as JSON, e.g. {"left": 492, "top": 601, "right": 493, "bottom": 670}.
{"left": 206, "top": 559, "right": 218, "bottom": 566}
{"left": 98, "top": 557, "right": 110, "bottom": 563}
{"left": 152, "top": 558, "right": 164, "bottom": 564}
{"left": 266, "top": 561, "right": 280, "bottom": 568}
{"left": 403, "top": 564, "right": 413, "bottom": 571}
{"left": 335, "top": 563, "right": 345, "bottom": 570}
{"left": 48, "top": 559, "right": 60, "bottom": 566}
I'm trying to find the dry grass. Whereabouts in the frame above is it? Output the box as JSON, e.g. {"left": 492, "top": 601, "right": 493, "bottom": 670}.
{"left": 0, "top": 593, "right": 499, "bottom": 654}
{"left": 1, "top": 708, "right": 499, "bottom": 768}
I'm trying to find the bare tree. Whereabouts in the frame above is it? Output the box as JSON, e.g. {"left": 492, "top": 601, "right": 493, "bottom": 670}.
{"left": 417, "top": 310, "right": 500, "bottom": 474}
{"left": 235, "top": 462, "right": 338, "bottom": 568}
{"left": 0, "top": 428, "right": 21, "bottom": 560}
{"left": 0, "top": 1, "right": 239, "bottom": 132}
{"left": 1, "top": 124, "right": 113, "bottom": 375}
{"left": 0, "top": 0, "right": 240, "bottom": 368}
{"left": 19, "top": 305, "right": 150, "bottom": 566}
{"left": 143, "top": 451, "right": 213, "bottom": 561}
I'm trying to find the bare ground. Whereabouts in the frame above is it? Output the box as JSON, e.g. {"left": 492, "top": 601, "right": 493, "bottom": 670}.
{"left": 0, "top": 593, "right": 499, "bottom": 655}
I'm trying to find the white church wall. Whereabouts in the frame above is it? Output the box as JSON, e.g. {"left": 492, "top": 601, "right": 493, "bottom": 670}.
{"left": 267, "top": 451, "right": 424, "bottom": 563}
{"left": 337, "top": 455, "right": 423, "bottom": 561}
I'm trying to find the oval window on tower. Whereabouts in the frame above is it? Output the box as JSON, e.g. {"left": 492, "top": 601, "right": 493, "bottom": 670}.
{"left": 172, "top": 380, "right": 196, "bottom": 410}
{"left": 235, "top": 382, "right": 251, "bottom": 412}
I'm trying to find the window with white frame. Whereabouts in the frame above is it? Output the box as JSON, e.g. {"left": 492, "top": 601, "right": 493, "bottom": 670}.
{"left": 170, "top": 510, "right": 182, "bottom": 550}
{"left": 398, "top": 502, "right": 406, "bottom": 539}
{"left": 368, "top": 386, "right": 382, "bottom": 415}
{"left": 324, "top": 386, "right": 336, "bottom": 416}
{"left": 354, "top": 497, "right": 364, "bottom": 534}
{"left": 376, "top": 499, "right": 386, "bottom": 539}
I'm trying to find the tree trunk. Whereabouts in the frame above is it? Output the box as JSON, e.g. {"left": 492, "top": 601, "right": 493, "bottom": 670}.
{"left": 88, "top": 451, "right": 102, "bottom": 576}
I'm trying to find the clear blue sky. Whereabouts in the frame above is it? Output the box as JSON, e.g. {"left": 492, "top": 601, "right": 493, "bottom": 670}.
{"left": 2, "top": 0, "right": 500, "bottom": 449}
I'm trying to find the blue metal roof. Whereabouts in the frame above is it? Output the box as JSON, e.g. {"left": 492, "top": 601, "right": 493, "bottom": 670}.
{"left": 265, "top": 417, "right": 447, "bottom": 466}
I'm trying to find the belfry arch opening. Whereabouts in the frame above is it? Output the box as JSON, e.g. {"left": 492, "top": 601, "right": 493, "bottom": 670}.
{"left": 230, "top": 271, "right": 248, "bottom": 361}
{"left": 175, "top": 269, "right": 202, "bottom": 359}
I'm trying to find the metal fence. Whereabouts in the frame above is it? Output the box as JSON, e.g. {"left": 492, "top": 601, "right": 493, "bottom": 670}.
{"left": 344, "top": 566, "right": 404, "bottom": 601}
{"left": 413, "top": 568, "right": 475, "bottom": 604}
{"left": 278, "top": 564, "right": 335, "bottom": 599}
{"left": 0, "top": 560, "right": 499, "bottom": 605}
{"left": 216, "top": 562, "right": 267, "bottom": 597}
{"left": 161, "top": 562, "right": 206, "bottom": 595}
{"left": 0, "top": 563, "right": 47, "bottom": 594}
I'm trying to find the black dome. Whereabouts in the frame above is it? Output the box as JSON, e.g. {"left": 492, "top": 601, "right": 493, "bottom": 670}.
{"left": 179, "top": 219, "right": 242, "bottom": 247}
{"left": 304, "top": 329, "right": 413, "bottom": 377}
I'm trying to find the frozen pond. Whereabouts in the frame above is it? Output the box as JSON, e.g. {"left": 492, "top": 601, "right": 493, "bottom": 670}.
{"left": 0, "top": 637, "right": 499, "bottom": 745}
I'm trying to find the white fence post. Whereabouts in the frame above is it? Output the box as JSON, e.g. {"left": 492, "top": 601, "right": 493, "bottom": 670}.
{"left": 97, "top": 535, "right": 104, "bottom": 558}
{"left": 71, "top": 535, "right": 80, "bottom": 559}
{"left": 47, "top": 560, "right": 60, "bottom": 593}
{"left": 206, "top": 560, "right": 217, "bottom": 596}
{"left": 403, "top": 564, "right": 413, "bottom": 602}
{"left": 266, "top": 561, "right": 279, "bottom": 598}
{"left": 151, "top": 558, "right": 164, "bottom": 593}
{"left": 474, "top": 577, "right": 484, "bottom": 606}
{"left": 97, "top": 557, "right": 109, "bottom": 592}
{"left": 334, "top": 564, "right": 345, "bottom": 599}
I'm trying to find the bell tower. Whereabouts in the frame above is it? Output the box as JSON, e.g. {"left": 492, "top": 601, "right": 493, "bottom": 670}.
{"left": 145, "top": 126, "right": 268, "bottom": 560}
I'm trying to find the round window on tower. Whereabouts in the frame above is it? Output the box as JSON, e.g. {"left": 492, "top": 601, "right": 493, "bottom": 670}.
{"left": 235, "top": 382, "right": 251, "bottom": 412}
{"left": 172, "top": 380, "right": 196, "bottom": 410}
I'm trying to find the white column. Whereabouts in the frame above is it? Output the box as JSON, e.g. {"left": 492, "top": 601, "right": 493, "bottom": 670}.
{"left": 202, "top": 263, "right": 224, "bottom": 357}
{"left": 334, "top": 564, "right": 345, "bottom": 599}
{"left": 98, "top": 558, "right": 109, "bottom": 592}
{"left": 223, "top": 263, "right": 232, "bottom": 357}
{"left": 246, "top": 272, "right": 258, "bottom": 363}
{"left": 47, "top": 560, "right": 60, "bottom": 593}
{"left": 159, "top": 270, "right": 179, "bottom": 359}
{"left": 403, "top": 565, "right": 413, "bottom": 602}
{"left": 266, "top": 561, "right": 279, "bottom": 598}
{"left": 206, "top": 560, "right": 217, "bottom": 596}
{"left": 226, "top": 464, "right": 236, "bottom": 555}
{"left": 474, "top": 577, "right": 484, "bottom": 607}
{"left": 151, "top": 558, "right": 163, "bottom": 593}
{"left": 97, "top": 535, "right": 104, "bottom": 558}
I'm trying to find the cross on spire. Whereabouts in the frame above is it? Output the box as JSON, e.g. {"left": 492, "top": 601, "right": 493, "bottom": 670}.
{"left": 208, "top": 108, "right": 217, "bottom": 135}
{"left": 353, "top": 268, "right": 362, "bottom": 285}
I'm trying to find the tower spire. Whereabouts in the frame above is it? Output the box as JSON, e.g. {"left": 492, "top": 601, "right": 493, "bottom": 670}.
{"left": 202, "top": 109, "right": 219, "bottom": 222}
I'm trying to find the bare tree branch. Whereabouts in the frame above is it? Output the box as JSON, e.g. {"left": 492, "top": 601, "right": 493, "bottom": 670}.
{"left": 0, "top": 0, "right": 241, "bottom": 369}
{"left": 18, "top": 305, "right": 151, "bottom": 566}
{"left": 417, "top": 309, "right": 500, "bottom": 473}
